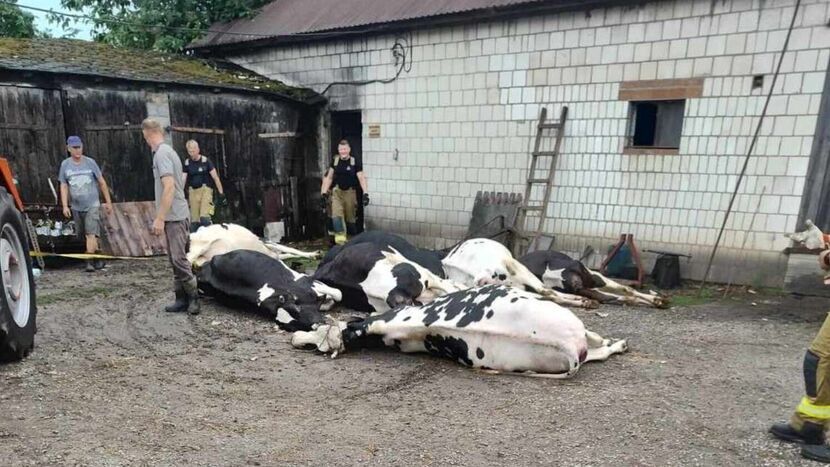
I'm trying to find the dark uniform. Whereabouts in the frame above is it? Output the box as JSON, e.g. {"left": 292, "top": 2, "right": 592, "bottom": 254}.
{"left": 329, "top": 155, "right": 361, "bottom": 245}
{"left": 183, "top": 156, "right": 215, "bottom": 232}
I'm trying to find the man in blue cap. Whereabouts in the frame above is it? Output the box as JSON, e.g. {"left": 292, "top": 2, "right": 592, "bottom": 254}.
{"left": 58, "top": 135, "right": 113, "bottom": 272}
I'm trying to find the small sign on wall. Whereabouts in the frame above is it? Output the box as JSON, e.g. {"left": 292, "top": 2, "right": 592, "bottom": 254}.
{"left": 368, "top": 124, "right": 381, "bottom": 138}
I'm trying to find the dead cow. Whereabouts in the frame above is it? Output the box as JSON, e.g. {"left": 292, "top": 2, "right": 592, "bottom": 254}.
{"left": 187, "top": 223, "right": 319, "bottom": 268}
{"left": 198, "top": 250, "right": 340, "bottom": 331}
{"left": 441, "top": 238, "right": 597, "bottom": 308}
{"left": 312, "top": 242, "right": 462, "bottom": 313}
{"left": 292, "top": 285, "right": 627, "bottom": 377}
{"left": 519, "top": 250, "right": 667, "bottom": 308}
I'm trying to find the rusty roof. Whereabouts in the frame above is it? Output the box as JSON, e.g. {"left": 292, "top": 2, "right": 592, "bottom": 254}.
{"left": 190, "top": 0, "right": 609, "bottom": 50}
{"left": 0, "top": 38, "right": 314, "bottom": 101}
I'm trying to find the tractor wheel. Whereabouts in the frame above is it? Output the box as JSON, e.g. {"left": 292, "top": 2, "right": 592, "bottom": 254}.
{"left": 0, "top": 187, "right": 36, "bottom": 362}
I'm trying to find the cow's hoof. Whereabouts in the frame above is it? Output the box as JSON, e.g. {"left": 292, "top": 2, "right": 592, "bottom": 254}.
{"left": 610, "top": 339, "right": 628, "bottom": 354}
{"left": 653, "top": 296, "right": 670, "bottom": 309}
{"left": 583, "top": 299, "right": 600, "bottom": 309}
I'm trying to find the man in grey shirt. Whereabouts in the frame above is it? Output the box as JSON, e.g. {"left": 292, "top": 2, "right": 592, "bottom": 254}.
{"left": 141, "top": 118, "right": 199, "bottom": 315}
{"left": 58, "top": 135, "right": 113, "bottom": 272}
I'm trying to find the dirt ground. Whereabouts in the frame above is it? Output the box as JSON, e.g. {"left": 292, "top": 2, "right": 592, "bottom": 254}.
{"left": 1, "top": 258, "right": 828, "bottom": 466}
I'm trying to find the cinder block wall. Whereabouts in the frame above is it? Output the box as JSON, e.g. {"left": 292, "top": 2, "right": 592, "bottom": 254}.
{"left": 227, "top": 0, "right": 830, "bottom": 286}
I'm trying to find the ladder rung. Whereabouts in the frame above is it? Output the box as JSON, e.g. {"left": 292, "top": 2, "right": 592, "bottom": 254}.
{"left": 539, "top": 123, "right": 560, "bottom": 129}
{"left": 527, "top": 178, "right": 548, "bottom": 184}
{"left": 522, "top": 206, "right": 544, "bottom": 212}
{"left": 532, "top": 151, "right": 558, "bottom": 157}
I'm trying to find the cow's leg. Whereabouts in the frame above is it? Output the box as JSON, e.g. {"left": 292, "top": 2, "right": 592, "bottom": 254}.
{"left": 585, "top": 339, "right": 628, "bottom": 362}
{"left": 578, "top": 287, "right": 627, "bottom": 305}
{"left": 265, "top": 242, "right": 320, "bottom": 259}
{"left": 589, "top": 271, "right": 668, "bottom": 308}
{"left": 537, "top": 289, "right": 599, "bottom": 309}
{"left": 585, "top": 330, "right": 611, "bottom": 348}
{"left": 291, "top": 321, "right": 348, "bottom": 357}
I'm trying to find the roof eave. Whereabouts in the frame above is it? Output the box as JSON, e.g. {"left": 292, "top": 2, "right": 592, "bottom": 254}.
{"left": 188, "top": 0, "right": 651, "bottom": 54}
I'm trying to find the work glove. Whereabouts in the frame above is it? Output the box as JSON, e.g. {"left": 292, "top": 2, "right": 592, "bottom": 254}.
{"left": 217, "top": 193, "right": 228, "bottom": 207}
{"left": 362, "top": 193, "right": 370, "bottom": 206}
{"left": 320, "top": 193, "right": 330, "bottom": 210}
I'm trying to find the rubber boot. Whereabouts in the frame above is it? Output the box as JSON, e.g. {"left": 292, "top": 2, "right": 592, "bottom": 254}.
{"left": 190, "top": 222, "right": 201, "bottom": 233}
{"left": 84, "top": 259, "right": 95, "bottom": 272}
{"left": 164, "top": 284, "right": 189, "bottom": 313}
{"left": 199, "top": 216, "right": 212, "bottom": 228}
{"left": 183, "top": 279, "right": 200, "bottom": 315}
{"left": 93, "top": 251, "right": 105, "bottom": 270}
{"left": 800, "top": 422, "right": 830, "bottom": 463}
{"left": 770, "top": 422, "right": 814, "bottom": 444}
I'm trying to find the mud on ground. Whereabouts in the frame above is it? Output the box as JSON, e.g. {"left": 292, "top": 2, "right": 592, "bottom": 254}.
{"left": 1, "top": 258, "right": 826, "bottom": 466}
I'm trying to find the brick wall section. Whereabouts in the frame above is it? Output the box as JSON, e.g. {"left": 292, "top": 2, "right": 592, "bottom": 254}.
{"left": 226, "top": 0, "right": 830, "bottom": 286}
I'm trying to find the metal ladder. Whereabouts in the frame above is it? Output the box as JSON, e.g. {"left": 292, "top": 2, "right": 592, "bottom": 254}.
{"left": 24, "top": 215, "right": 45, "bottom": 270}
{"left": 514, "top": 106, "right": 568, "bottom": 257}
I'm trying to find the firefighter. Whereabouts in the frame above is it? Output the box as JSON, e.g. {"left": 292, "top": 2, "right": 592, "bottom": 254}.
{"left": 770, "top": 249, "right": 830, "bottom": 462}
{"left": 320, "top": 139, "right": 368, "bottom": 245}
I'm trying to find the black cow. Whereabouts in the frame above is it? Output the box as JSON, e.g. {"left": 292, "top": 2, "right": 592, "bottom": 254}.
{"left": 291, "top": 284, "right": 628, "bottom": 376}
{"left": 312, "top": 242, "right": 460, "bottom": 313}
{"left": 321, "top": 230, "right": 446, "bottom": 277}
{"left": 518, "top": 250, "right": 666, "bottom": 308}
{"left": 197, "top": 250, "right": 341, "bottom": 331}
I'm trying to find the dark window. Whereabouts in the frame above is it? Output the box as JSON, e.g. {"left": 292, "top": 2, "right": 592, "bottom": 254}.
{"left": 627, "top": 100, "right": 685, "bottom": 149}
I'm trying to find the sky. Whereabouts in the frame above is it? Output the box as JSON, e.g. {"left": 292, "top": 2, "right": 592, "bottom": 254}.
{"left": 27, "top": 0, "right": 94, "bottom": 40}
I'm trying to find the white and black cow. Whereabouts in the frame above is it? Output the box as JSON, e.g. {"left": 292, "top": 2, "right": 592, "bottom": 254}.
{"left": 312, "top": 242, "right": 462, "bottom": 313}
{"left": 321, "top": 230, "right": 447, "bottom": 277}
{"left": 292, "top": 284, "right": 627, "bottom": 376}
{"left": 519, "top": 250, "right": 668, "bottom": 308}
{"left": 188, "top": 223, "right": 319, "bottom": 268}
{"left": 197, "top": 250, "right": 342, "bottom": 331}
{"left": 441, "top": 238, "right": 598, "bottom": 308}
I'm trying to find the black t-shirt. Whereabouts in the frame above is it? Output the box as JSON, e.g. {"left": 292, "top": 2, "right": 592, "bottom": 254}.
{"left": 184, "top": 156, "right": 215, "bottom": 189}
{"left": 330, "top": 155, "right": 362, "bottom": 190}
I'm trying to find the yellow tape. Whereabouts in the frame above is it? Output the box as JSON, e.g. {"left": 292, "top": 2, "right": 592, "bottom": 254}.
{"left": 29, "top": 252, "right": 155, "bottom": 261}
{"left": 797, "top": 396, "right": 830, "bottom": 420}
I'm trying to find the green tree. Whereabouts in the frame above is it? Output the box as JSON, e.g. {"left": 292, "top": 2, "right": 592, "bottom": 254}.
{"left": 58, "top": 0, "right": 268, "bottom": 52}
{"left": 0, "top": 0, "right": 39, "bottom": 38}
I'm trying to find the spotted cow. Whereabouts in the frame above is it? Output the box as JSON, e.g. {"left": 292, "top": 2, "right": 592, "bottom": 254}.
{"left": 312, "top": 242, "right": 462, "bottom": 313}
{"left": 292, "top": 285, "right": 627, "bottom": 376}
{"left": 187, "top": 223, "right": 319, "bottom": 268}
{"left": 518, "top": 250, "right": 667, "bottom": 308}
{"left": 197, "top": 250, "right": 342, "bottom": 331}
{"left": 320, "top": 230, "right": 447, "bottom": 277}
{"left": 441, "top": 238, "right": 598, "bottom": 308}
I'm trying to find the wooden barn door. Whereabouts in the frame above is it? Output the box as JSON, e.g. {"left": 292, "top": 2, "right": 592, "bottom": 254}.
{"left": 0, "top": 85, "right": 67, "bottom": 204}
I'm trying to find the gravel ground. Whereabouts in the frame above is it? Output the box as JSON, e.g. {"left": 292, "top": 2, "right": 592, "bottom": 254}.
{"left": 1, "top": 258, "right": 827, "bottom": 466}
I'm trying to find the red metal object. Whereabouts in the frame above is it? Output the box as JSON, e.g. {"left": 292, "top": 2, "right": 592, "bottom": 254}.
{"left": 0, "top": 158, "right": 25, "bottom": 211}
{"left": 600, "top": 233, "right": 645, "bottom": 288}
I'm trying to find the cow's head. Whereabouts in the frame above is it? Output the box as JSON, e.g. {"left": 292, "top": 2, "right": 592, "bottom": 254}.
{"left": 257, "top": 283, "right": 324, "bottom": 332}
{"left": 382, "top": 248, "right": 464, "bottom": 309}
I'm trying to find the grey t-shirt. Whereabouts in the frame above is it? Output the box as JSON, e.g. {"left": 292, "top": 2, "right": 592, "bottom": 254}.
{"left": 152, "top": 143, "right": 190, "bottom": 222}
{"left": 58, "top": 156, "right": 102, "bottom": 212}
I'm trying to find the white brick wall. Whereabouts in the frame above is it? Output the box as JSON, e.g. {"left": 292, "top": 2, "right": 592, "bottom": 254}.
{"left": 227, "top": 0, "right": 829, "bottom": 285}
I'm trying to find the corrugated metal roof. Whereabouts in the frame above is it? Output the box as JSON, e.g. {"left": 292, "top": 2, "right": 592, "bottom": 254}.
{"left": 190, "top": 0, "right": 557, "bottom": 49}
{"left": 0, "top": 38, "right": 312, "bottom": 101}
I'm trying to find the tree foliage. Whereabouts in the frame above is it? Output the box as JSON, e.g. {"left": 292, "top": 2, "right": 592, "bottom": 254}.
{"left": 57, "top": 0, "right": 268, "bottom": 52}
{"left": 0, "top": 0, "right": 40, "bottom": 38}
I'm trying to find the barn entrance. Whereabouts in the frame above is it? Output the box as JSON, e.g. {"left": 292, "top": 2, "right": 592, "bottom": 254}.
{"left": 329, "top": 111, "right": 364, "bottom": 233}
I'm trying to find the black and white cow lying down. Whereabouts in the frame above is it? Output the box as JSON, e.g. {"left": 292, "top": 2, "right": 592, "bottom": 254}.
{"left": 519, "top": 250, "right": 668, "bottom": 308}
{"left": 292, "top": 285, "right": 628, "bottom": 377}
{"left": 441, "top": 238, "right": 599, "bottom": 309}
{"left": 312, "top": 242, "right": 462, "bottom": 313}
{"left": 321, "top": 230, "right": 447, "bottom": 277}
{"left": 197, "top": 250, "right": 342, "bottom": 331}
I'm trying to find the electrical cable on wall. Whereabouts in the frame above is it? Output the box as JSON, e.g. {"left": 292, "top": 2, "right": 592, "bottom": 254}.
{"left": 320, "top": 34, "right": 412, "bottom": 95}
{"left": 698, "top": 0, "right": 802, "bottom": 291}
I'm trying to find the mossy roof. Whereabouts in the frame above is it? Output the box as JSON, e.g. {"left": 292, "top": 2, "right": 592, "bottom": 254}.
{"left": 0, "top": 37, "right": 314, "bottom": 102}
